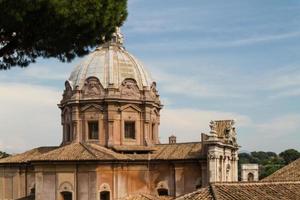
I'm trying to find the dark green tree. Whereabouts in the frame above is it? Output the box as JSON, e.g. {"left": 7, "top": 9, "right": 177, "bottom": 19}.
{"left": 0, "top": 0, "right": 127, "bottom": 69}
{"left": 0, "top": 151, "right": 9, "bottom": 158}
{"left": 279, "top": 149, "right": 300, "bottom": 164}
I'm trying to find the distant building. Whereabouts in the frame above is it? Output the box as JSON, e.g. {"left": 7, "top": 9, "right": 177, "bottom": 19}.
{"left": 0, "top": 29, "right": 239, "bottom": 200}
{"left": 241, "top": 164, "right": 259, "bottom": 182}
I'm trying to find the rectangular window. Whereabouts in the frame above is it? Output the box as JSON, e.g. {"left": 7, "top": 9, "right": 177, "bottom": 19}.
{"left": 88, "top": 121, "right": 99, "bottom": 140}
{"left": 125, "top": 121, "right": 135, "bottom": 139}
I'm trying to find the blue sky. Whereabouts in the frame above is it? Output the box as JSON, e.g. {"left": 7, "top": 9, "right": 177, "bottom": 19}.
{"left": 1, "top": 0, "right": 300, "bottom": 153}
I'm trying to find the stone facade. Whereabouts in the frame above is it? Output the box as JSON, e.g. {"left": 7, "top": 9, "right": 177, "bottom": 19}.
{"left": 0, "top": 29, "right": 239, "bottom": 200}
{"left": 241, "top": 164, "right": 259, "bottom": 182}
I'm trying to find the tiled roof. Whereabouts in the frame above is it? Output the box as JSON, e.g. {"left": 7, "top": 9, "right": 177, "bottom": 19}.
{"left": 175, "top": 187, "right": 213, "bottom": 200}
{"left": 175, "top": 182, "right": 300, "bottom": 200}
{"left": 121, "top": 194, "right": 157, "bottom": 200}
{"left": 212, "top": 181, "right": 300, "bottom": 200}
{"left": 263, "top": 158, "right": 300, "bottom": 181}
{"left": 153, "top": 143, "right": 202, "bottom": 160}
{"left": 33, "top": 143, "right": 128, "bottom": 161}
{"left": 112, "top": 145, "right": 156, "bottom": 152}
{"left": 0, "top": 147, "right": 56, "bottom": 164}
{"left": 121, "top": 194, "right": 172, "bottom": 200}
{"left": 0, "top": 142, "right": 203, "bottom": 164}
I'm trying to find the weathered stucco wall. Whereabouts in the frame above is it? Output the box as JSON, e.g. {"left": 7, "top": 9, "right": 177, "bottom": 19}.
{"left": 0, "top": 161, "right": 202, "bottom": 200}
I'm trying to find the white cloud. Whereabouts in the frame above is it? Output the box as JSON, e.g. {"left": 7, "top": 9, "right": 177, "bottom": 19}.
{"left": 153, "top": 69, "right": 244, "bottom": 99}
{"left": 255, "top": 114, "right": 300, "bottom": 139}
{"left": 262, "top": 66, "right": 300, "bottom": 90}
{"left": 159, "top": 108, "right": 251, "bottom": 143}
{"left": 0, "top": 83, "right": 61, "bottom": 153}
{"left": 221, "top": 31, "right": 300, "bottom": 47}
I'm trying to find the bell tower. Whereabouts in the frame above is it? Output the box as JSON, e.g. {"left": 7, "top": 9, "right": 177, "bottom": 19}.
{"left": 202, "top": 120, "right": 239, "bottom": 185}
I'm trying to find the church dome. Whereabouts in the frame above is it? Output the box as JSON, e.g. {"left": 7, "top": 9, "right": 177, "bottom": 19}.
{"left": 68, "top": 29, "right": 153, "bottom": 90}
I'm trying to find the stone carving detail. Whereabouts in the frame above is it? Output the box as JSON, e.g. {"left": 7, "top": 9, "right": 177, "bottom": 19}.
{"left": 63, "top": 81, "right": 73, "bottom": 101}
{"left": 224, "top": 120, "right": 237, "bottom": 144}
{"left": 120, "top": 79, "right": 140, "bottom": 99}
{"left": 208, "top": 152, "right": 217, "bottom": 160}
{"left": 150, "top": 82, "right": 159, "bottom": 100}
{"left": 82, "top": 77, "right": 102, "bottom": 98}
{"left": 209, "top": 120, "right": 217, "bottom": 136}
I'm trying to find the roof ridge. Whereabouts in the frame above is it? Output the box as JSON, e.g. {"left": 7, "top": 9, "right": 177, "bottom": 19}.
{"left": 156, "top": 142, "right": 202, "bottom": 146}
{"left": 86, "top": 143, "right": 128, "bottom": 160}
{"left": 79, "top": 142, "right": 98, "bottom": 159}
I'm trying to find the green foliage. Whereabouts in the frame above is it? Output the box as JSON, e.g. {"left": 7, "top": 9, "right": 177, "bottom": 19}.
{"left": 238, "top": 149, "right": 300, "bottom": 180}
{"left": 0, "top": 151, "right": 9, "bottom": 158}
{"left": 279, "top": 149, "right": 300, "bottom": 164}
{"left": 0, "top": 0, "right": 128, "bottom": 69}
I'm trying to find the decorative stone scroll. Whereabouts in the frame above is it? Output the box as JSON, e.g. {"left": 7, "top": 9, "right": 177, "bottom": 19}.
{"left": 120, "top": 79, "right": 140, "bottom": 99}
{"left": 82, "top": 77, "right": 103, "bottom": 99}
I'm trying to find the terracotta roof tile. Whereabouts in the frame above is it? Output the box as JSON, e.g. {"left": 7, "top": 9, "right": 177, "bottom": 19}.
{"left": 263, "top": 158, "right": 300, "bottom": 181}
{"left": 175, "top": 187, "right": 213, "bottom": 200}
{"left": 121, "top": 194, "right": 157, "bottom": 200}
{"left": 153, "top": 143, "right": 202, "bottom": 160}
{"left": 34, "top": 143, "right": 129, "bottom": 161}
{"left": 177, "top": 182, "right": 300, "bottom": 200}
{"left": 112, "top": 145, "right": 156, "bottom": 152}
{"left": 212, "top": 181, "right": 300, "bottom": 200}
{"left": 121, "top": 194, "right": 172, "bottom": 200}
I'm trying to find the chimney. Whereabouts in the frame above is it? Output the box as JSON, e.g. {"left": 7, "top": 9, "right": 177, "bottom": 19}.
{"left": 169, "top": 135, "right": 176, "bottom": 144}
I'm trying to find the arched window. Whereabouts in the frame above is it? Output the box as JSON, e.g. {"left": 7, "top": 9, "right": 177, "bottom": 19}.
{"left": 247, "top": 172, "right": 254, "bottom": 182}
{"left": 157, "top": 188, "right": 168, "bottom": 196}
{"left": 61, "top": 191, "right": 72, "bottom": 200}
{"left": 100, "top": 191, "right": 110, "bottom": 200}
